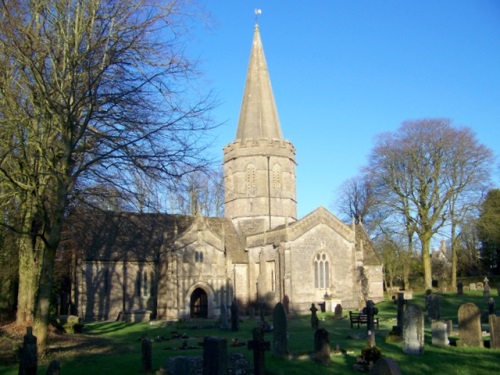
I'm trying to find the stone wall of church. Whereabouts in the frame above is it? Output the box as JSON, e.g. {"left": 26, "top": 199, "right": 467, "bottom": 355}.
{"left": 79, "top": 261, "right": 156, "bottom": 321}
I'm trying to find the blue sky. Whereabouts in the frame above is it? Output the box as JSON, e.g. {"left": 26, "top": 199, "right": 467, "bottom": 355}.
{"left": 190, "top": 1, "right": 500, "bottom": 219}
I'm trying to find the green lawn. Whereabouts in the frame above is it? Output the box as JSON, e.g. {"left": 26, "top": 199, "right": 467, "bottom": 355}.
{"left": 1, "top": 291, "right": 498, "bottom": 374}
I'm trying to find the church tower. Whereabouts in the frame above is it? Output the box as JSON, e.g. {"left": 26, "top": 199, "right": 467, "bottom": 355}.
{"left": 224, "top": 25, "right": 297, "bottom": 236}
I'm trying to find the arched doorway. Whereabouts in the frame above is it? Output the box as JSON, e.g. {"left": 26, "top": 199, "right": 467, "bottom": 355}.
{"left": 190, "top": 288, "right": 208, "bottom": 318}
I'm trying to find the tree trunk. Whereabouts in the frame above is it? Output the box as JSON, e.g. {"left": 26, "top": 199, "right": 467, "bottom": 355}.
{"left": 450, "top": 223, "right": 458, "bottom": 290}
{"left": 16, "top": 234, "right": 37, "bottom": 325}
{"left": 421, "top": 236, "right": 433, "bottom": 290}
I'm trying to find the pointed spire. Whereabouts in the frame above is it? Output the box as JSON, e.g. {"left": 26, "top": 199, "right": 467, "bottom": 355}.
{"left": 236, "top": 24, "right": 282, "bottom": 141}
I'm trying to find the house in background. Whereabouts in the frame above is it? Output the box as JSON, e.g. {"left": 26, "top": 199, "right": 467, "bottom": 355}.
{"left": 61, "top": 24, "right": 383, "bottom": 321}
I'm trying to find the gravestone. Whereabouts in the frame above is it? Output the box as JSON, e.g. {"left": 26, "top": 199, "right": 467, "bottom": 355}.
{"left": 457, "top": 280, "right": 463, "bottom": 296}
{"left": 220, "top": 303, "right": 228, "bottom": 330}
{"left": 19, "top": 327, "right": 37, "bottom": 375}
{"left": 369, "top": 357, "right": 402, "bottom": 375}
{"left": 469, "top": 283, "right": 477, "bottom": 291}
{"left": 142, "top": 337, "right": 152, "bottom": 374}
{"left": 431, "top": 321, "right": 449, "bottom": 346}
{"left": 364, "top": 300, "right": 379, "bottom": 332}
{"left": 203, "top": 336, "right": 227, "bottom": 375}
{"left": 334, "top": 304, "right": 343, "bottom": 319}
{"left": 457, "top": 303, "right": 483, "bottom": 347}
{"left": 483, "top": 277, "right": 490, "bottom": 298}
{"left": 445, "top": 319, "right": 454, "bottom": 336}
{"left": 230, "top": 299, "right": 239, "bottom": 331}
{"left": 272, "top": 302, "right": 288, "bottom": 357}
{"left": 488, "top": 298, "right": 495, "bottom": 315}
{"left": 392, "top": 292, "right": 405, "bottom": 336}
{"left": 247, "top": 327, "right": 270, "bottom": 375}
{"left": 310, "top": 303, "right": 319, "bottom": 329}
{"left": 45, "top": 360, "right": 61, "bottom": 375}
{"left": 402, "top": 304, "right": 424, "bottom": 355}
{"left": 489, "top": 315, "right": 500, "bottom": 349}
{"left": 476, "top": 282, "right": 484, "bottom": 291}
{"left": 162, "top": 356, "right": 202, "bottom": 375}
{"left": 314, "top": 328, "right": 331, "bottom": 365}
{"left": 426, "top": 294, "right": 440, "bottom": 322}
{"left": 282, "top": 295, "right": 290, "bottom": 315}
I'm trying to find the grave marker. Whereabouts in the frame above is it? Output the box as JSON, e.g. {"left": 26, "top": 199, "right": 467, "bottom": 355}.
{"left": 489, "top": 314, "right": 500, "bottom": 349}
{"left": 19, "top": 327, "right": 37, "bottom": 375}
{"left": 141, "top": 337, "right": 152, "bottom": 374}
{"left": 272, "top": 302, "right": 288, "bottom": 357}
{"left": 203, "top": 336, "right": 227, "bottom": 375}
{"left": 314, "top": 328, "right": 331, "bottom": 364}
{"left": 310, "top": 303, "right": 319, "bottom": 330}
{"left": 402, "top": 304, "right": 424, "bottom": 355}
{"left": 431, "top": 321, "right": 449, "bottom": 346}
{"left": 457, "top": 303, "right": 483, "bottom": 347}
{"left": 247, "top": 327, "right": 270, "bottom": 375}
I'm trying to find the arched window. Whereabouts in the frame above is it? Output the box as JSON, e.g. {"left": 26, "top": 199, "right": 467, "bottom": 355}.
{"left": 195, "top": 251, "right": 199, "bottom": 262}
{"left": 314, "top": 253, "right": 330, "bottom": 289}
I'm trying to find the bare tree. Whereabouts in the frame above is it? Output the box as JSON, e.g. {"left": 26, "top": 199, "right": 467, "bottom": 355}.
{"left": 0, "top": 0, "right": 215, "bottom": 351}
{"left": 366, "top": 119, "right": 493, "bottom": 289}
{"left": 334, "top": 175, "right": 375, "bottom": 226}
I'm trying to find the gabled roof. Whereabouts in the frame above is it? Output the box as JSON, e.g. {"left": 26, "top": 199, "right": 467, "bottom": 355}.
{"left": 60, "top": 211, "right": 247, "bottom": 264}
{"left": 235, "top": 24, "right": 282, "bottom": 141}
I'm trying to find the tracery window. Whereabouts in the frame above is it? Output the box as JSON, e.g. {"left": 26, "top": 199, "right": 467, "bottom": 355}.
{"left": 314, "top": 253, "right": 330, "bottom": 289}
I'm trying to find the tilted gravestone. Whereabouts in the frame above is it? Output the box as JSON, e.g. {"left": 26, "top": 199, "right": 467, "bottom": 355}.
{"left": 203, "top": 336, "right": 227, "bottom": 375}
{"left": 402, "top": 304, "right": 424, "bottom": 355}
{"left": 489, "top": 314, "right": 500, "bottom": 349}
{"left": 457, "top": 303, "right": 483, "bottom": 347}
{"left": 314, "top": 328, "right": 331, "bottom": 365}
{"left": 19, "top": 326, "right": 37, "bottom": 375}
{"left": 369, "top": 357, "right": 402, "bottom": 375}
{"left": 272, "top": 302, "right": 288, "bottom": 357}
{"left": 431, "top": 321, "right": 449, "bottom": 346}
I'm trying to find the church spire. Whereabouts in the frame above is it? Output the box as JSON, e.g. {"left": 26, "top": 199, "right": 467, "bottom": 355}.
{"left": 236, "top": 24, "right": 282, "bottom": 141}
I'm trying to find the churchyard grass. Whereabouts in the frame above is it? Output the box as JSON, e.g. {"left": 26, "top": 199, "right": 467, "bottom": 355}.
{"left": 0, "top": 291, "right": 498, "bottom": 374}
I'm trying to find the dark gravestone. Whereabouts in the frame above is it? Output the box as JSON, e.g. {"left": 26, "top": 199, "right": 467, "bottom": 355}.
{"left": 19, "top": 327, "right": 37, "bottom": 375}
{"left": 202, "top": 336, "right": 227, "bottom": 375}
{"left": 369, "top": 357, "right": 402, "bottom": 375}
{"left": 457, "top": 303, "right": 483, "bottom": 347}
{"left": 364, "top": 300, "right": 379, "bottom": 332}
{"left": 272, "top": 302, "right": 288, "bottom": 357}
{"left": 310, "top": 303, "right": 319, "bottom": 330}
{"left": 426, "top": 294, "right": 441, "bottom": 322}
{"left": 282, "top": 295, "right": 290, "bottom": 315}
{"left": 334, "top": 304, "right": 343, "bottom": 319}
{"left": 489, "top": 315, "right": 500, "bottom": 349}
{"left": 392, "top": 292, "right": 406, "bottom": 336}
{"left": 163, "top": 356, "right": 202, "bottom": 375}
{"left": 230, "top": 299, "right": 239, "bottom": 332}
{"left": 247, "top": 327, "right": 270, "bottom": 375}
{"left": 488, "top": 298, "right": 495, "bottom": 315}
{"left": 402, "top": 304, "right": 424, "bottom": 355}
{"left": 142, "top": 337, "right": 152, "bottom": 374}
{"left": 314, "top": 328, "right": 330, "bottom": 365}
{"left": 457, "top": 281, "right": 463, "bottom": 296}
{"left": 45, "top": 360, "right": 61, "bottom": 375}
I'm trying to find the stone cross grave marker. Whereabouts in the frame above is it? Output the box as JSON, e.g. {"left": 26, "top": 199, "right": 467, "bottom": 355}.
{"left": 203, "top": 336, "right": 227, "bottom": 375}
{"left": 431, "top": 321, "right": 449, "bottom": 346}
{"left": 489, "top": 314, "right": 500, "bottom": 349}
{"left": 364, "top": 300, "right": 379, "bottom": 332}
{"left": 310, "top": 303, "right": 319, "bottom": 330}
{"left": 483, "top": 277, "right": 490, "bottom": 298}
{"left": 403, "top": 304, "right": 424, "bottom": 355}
{"left": 457, "top": 302, "right": 483, "bottom": 347}
{"left": 314, "top": 328, "right": 331, "bottom": 365}
{"left": 247, "top": 327, "right": 270, "bottom": 375}
{"left": 272, "top": 302, "right": 288, "bottom": 357}
{"left": 19, "top": 326, "right": 37, "bottom": 375}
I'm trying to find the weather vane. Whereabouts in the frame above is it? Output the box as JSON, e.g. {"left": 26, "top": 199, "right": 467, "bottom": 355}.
{"left": 254, "top": 8, "right": 262, "bottom": 24}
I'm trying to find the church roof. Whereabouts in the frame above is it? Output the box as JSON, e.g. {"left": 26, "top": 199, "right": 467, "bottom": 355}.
{"left": 60, "top": 211, "right": 247, "bottom": 263}
{"left": 235, "top": 24, "right": 282, "bottom": 141}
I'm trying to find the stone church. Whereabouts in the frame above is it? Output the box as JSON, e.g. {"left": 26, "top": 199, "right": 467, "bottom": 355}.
{"left": 64, "top": 24, "right": 383, "bottom": 321}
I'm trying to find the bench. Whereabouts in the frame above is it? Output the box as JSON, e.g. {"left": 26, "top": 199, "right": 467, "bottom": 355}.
{"left": 349, "top": 311, "right": 379, "bottom": 329}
